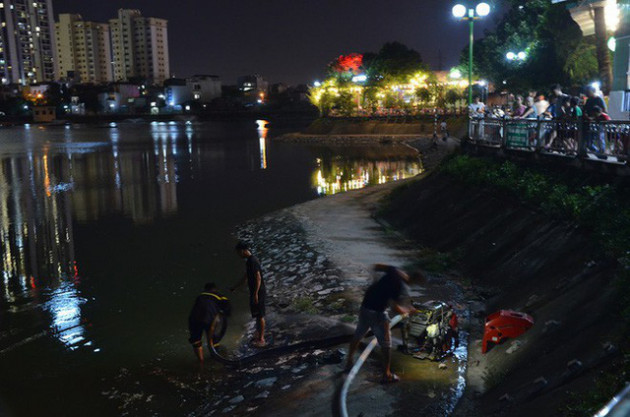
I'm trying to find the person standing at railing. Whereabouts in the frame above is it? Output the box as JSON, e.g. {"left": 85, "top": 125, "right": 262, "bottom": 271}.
{"left": 469, "top": 96, "right": 486, "bottom": 140}
{"left": 512, "top": 95, "right": 526, "bottom": 118}
{"left": 534, "top": 95, "right": 550, "bottom": 118}
{"left": 469, "top": 96, "right": 485, "bottom": 118}
{"left": 552, "top": 84, "right": 569, "bottom": 113}
{"left": 569, "top": 96, "right": 583, "bottom": 118}
{"left": 590, "top": 106, "right": 611, "bottom": 156}
{"left": 540, "top": 96, "right": 559, "bottom": 149}
{"left": 519, "top": 96, "right": 538, "bottom": 120}
{"left": 551, "top": 96, "right": 577, "bottom": 151}
{"left": 584, "top": 86, "right": 607, "bottom": 117}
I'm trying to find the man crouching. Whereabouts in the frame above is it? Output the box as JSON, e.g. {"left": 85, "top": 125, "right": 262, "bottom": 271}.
{"left": 188, "top": 282, "right": 231, "bottom": 363}
{"left": 345, "top": 264, "right": 417, "bottom": 383}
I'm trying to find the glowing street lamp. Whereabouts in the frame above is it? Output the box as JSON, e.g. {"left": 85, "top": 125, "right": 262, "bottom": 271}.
{"left": 452, "top": 2, "right": 491, "bottom": 106}
{"left": 506, "top": 51, "right": 527, "bottom": 62}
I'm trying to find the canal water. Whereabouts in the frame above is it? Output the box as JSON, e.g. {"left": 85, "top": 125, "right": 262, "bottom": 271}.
{"left": 0, "top": 120, "right": 422, "bottom": 417}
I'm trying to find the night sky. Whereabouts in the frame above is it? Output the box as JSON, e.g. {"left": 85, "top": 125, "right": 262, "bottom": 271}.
{"left": 54, "top": 0, "right": 503, "bottom": 85}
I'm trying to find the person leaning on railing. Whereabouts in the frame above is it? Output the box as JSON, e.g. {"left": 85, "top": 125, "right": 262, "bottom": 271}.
{"left": 569, "top": 96, "right": 583, "bottom": 119}
{"left": 584, "top": 86, "right": 607, "bottom": 117}
{"left": 552, "top": 96, "right": 578, "bottom": 151}
{"left": 589, "top": 106, "right": 611, "bottom": 156}
{"left": 468, "top": 96, "right": 485, "bottom": 119}
{"left": 468, "top": 96, "right": 486, "bottom": 140}
{"left": 518, "top": 96, "right": 538, "bottom": 120}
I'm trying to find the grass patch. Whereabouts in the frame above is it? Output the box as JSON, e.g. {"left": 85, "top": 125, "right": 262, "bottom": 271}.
{"left": 440, "top": 155, "right": 630, "bottom": 262}
{"left": 341, "top": 315, "right": 356, "bottom": 323}
{"left": 482, "top": 366, "right": 508, "bottom": 390}
{"left": 561, "top": 356, "right": 630, "bottom": 416}
{"left": 406, "top": 247, "right": 462, "bottom": 273}
{"left": 291, "top": 296, "right": 318, "bottom": 315}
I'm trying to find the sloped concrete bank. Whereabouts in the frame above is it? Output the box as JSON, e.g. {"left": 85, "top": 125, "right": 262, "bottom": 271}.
{"left": 381, "top": 171, "right": 623, "bottom": 416}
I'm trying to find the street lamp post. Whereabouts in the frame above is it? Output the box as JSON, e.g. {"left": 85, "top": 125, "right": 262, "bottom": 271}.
{"left": 452, "top": 2, "right": 490, "bottom": 107}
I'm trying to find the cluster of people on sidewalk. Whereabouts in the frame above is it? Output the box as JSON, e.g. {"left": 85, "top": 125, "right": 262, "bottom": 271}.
{"left": 468, "top": 84, "right": 628, "bottom": 155}
{"left": 187, "top": 241, "right": 423, "bottom": 384}
{"left": 469, "top": 84, "right": 610, "bottom": 122}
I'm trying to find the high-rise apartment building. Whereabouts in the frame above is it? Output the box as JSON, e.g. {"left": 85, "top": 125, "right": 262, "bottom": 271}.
{"left": 0, "top": 0, "right": 57, "bottom": 85}
{"left": 55, "top": 14, "right": 112, "bottom": 84}
{"left": 109, "top": 9, "right": 169, "bottom": 84}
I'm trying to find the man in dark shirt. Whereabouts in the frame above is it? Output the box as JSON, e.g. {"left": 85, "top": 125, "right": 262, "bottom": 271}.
{"left": 583, "top": 86, "right": 607, "bottom": 117}
{"left": 345, "top": 264, "right": 416, "bottom": 383}
{"left": 188, "top": 282, "right": 230, "bottom": 363}
{"left": 231, "top": 241, "right": 267, "bottom": 347}
{"left": 551, "top": 84, "right": 569, "bottom": 118}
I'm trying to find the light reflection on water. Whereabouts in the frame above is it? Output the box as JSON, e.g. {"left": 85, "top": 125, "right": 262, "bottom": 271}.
{"left": 0, "top": 123, "right": 191, "bottom": 355}
{"left": 0, "top": 121, "right": 425, "bottom": 416}
{"left": 311, "top": 147, "right": 423, "bottom": 196}
{"left": 43, "top": 280, "right": 88, "bottom": 350}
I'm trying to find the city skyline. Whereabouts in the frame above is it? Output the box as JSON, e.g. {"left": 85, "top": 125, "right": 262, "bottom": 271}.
{"left": 53, "top": 0, "right": 503, "bottom": 85}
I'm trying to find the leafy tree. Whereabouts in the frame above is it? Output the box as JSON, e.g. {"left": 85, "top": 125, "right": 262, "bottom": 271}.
{"left": 383, "top": 90, "right": 402, "bottom": 109}
{"left": 335, "top": 90, "right": 355, "bottom": 116}
{"left": 564, "top": 39, "right": 599, "bottom": 86}
{"left": 463, "top": 0, "right": 596, "bottom": 92}
{"left": 415, "top": 87, "right": 431, "bottom": 106}
{"left": 328, "top": 53, "right": 364, "bottom": 81}
{"left": 445, "top": 88, "right": 462, "bottom": 109}
{"left": 308, "top": 88, "right": 336, "bottom": 117}
{"left": 0, "top": 97, "right": 30, "bottom": 116}
{"left": 362, "top": 86, "right": 379, "bottom": 113}
{"left": 364, "top": 42, "right": 427, "bottom": 84}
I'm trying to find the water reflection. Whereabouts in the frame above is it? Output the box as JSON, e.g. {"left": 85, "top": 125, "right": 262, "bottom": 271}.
{"left": 0, "top": 122, "right": 202, "bottom": 352}
{"left": 310, "top": 146, "right": 423, "bottom": 196}
{"left": 44, "top": 280, "right": 88, "bottom": 350}
{"left": 257, "top": 120, "right": 268, "bottom": 170}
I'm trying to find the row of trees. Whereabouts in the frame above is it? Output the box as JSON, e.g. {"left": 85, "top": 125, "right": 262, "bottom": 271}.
{"left": 309, "top": 42, "right": 471, "bottom": 117}
{"left": 465, "top": 0, "right": 601, "bottom": 92}
{"left": 310, "top": 1, "right": 600, "bottom": 117}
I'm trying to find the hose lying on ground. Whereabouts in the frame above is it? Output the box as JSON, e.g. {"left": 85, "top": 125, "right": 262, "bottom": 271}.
{"left": 208, "top": 313, "right": 355, "bottom": 368}
{"left": 332, "top": 314, "right": 405, "bottom": 417}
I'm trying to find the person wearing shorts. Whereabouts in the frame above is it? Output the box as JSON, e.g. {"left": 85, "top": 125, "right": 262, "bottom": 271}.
{"left": 231, "top": 241, "right": 267, "bottom": 347}
{"left": 345, "top": 264, "right": 415, "bottom": 383}
{"left": 188, "top": 282, "right": 230, "bottom": 363}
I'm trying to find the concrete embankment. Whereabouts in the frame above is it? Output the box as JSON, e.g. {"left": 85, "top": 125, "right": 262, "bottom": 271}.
{"left": 275, "top": 116, "right": 468, "bottom": 145}
{"left": 381, "top": 170, "right": 623, "bottom": 416}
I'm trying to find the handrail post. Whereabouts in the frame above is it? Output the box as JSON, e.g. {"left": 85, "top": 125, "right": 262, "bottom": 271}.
{"left": 577, "top": 119, "right": 587, "bottom": 159}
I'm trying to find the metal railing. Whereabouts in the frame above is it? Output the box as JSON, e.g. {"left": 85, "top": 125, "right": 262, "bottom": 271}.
{"left": 468, "top": 118, "right": 630, "bottom": 164}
